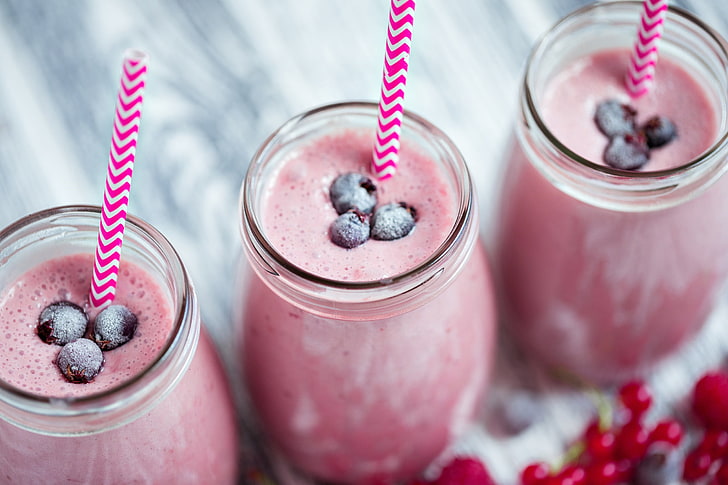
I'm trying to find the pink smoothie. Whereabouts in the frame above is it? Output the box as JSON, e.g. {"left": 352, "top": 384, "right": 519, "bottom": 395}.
{"left": 496, "top": 48, "right": 728, "bottom": 382}
{"left": 0, "top": 253, "right": 238, "bottom": 484}
{"left": 0, "top": 253, "right": 172, "bottom": 397}
{"left": 541, "top": 49, "right": 715, "bottom": 171}
{"left": 241, "top": 122, "right": 496, "bottom": 483}
{"left": 262, "top": 129, "right": 456, "bottom": 281}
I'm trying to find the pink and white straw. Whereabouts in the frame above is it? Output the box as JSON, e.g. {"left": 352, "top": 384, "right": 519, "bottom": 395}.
{"left": 372, "top": 0, "right": 416, "bottom": 180}
{"left": 90, "top": 49, "right": 148, "bottom": 310}
{"left": 625, "top": 0, "right": 668, "bottom": 97}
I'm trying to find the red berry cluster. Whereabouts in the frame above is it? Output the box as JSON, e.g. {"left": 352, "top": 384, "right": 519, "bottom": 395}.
{"left": 520, "top": 380, "right": 683, "bottom": 485}
{"left": 520, "top": 369, "right": 728, "bottom": 485}
{"left": 683, "top": 371, "right": 728, "bottom": 483}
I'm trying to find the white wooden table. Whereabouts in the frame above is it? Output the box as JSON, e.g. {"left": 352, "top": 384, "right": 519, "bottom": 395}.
{"left": 1, "top": 1, "right": 726, "bottom": 483}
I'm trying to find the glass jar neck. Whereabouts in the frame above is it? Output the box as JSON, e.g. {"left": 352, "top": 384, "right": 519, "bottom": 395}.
{"left": 520, "top": 1, "right": 728, "bottom": 212}
{"left": 0, "top": 206, "right": 199, "bottom": 436}
{"left": 240, "top": 102, "right": 478, "bottom": 320}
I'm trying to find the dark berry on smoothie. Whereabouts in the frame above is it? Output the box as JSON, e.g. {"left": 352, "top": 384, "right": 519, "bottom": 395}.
{"left": 594, "top": 99, "right": 638, "bottom": 138}
{"left": 604, "top": 133, "right": 650, "bottom": 170}
{"left": 370, "top": 202, "right": 417, "bottom": 241}
{"left": 329, "top": 172, "right": 377, "bottom": 215}
{"left": 37, "top": 301, "right": 89, "bottom": 345}
{"left": 641, "top": 115, "right": 678, "bottom": 149}
{"left": 56, "top": 338, "right": 104, "bottom": 383}
{"left": 93, "top": 304, "right": 138, "bottom": 350}
{"left": 330, "top": 209, "right": 370, "bottom": 249}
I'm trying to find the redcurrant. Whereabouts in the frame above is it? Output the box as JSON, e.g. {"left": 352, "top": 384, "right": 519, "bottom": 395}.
{"left": 584, "top": 461, "right": 619, "bottom": 485}
{"left": 618, "top": 380, "right": 653, "bottom": 419}
{"left": 616, "top": 422, "right": 650, "bottom": 461}
{"left": 682, "top": 448, "right": 713, "bottom": 482}
{"left": 649, "top": 419, "right": 683, "bottom": 448}
{"left": 521, "top": 462, "right": 549, "bottom": 485}
{"left": 697, "top": 429, "right": 728, "bottom": 459}
{"left": 586, "top": 428, "right": 617, "bottom": 461}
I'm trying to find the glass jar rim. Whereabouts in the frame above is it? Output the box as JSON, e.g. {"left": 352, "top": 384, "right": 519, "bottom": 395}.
{"left": 239, "top": 101, "right": 475, "bottom": 292}
{"left": 524, "top": 0, "right": 728, "bottom": 180}
{"left": 0, "top": 205, "right": 193, "bottom": 419}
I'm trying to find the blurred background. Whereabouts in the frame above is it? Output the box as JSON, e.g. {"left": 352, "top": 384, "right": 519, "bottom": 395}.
{"left": 1, "top": 1, "right": 726, "bottom": 483}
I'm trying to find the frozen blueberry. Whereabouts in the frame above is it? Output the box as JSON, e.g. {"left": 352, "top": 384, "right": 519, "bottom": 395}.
{"left": 594, "top": 99, "right": 638, "bottom": 138}
{"left": 37, "top": 301, "right": 89, "bottom": 345}
{"left": 641, "top": 115, "right": 677, "bottom": 148}
{"left": 329, "top": 172, "right": 377, "bottom": 215}
{"left": 56, "top": 338, "right": 104, "bottom": 383}
{"left": 93, "top": 305, "right": 138, "bottom": 350}
{"left": 604, "top": 133, "right": 650, "bottom": 170}
{"left": 330, "top": 210, "right": 370, "bottom": 249}
{"left": 370, "top": 202, "right": 417, "bottom": 241}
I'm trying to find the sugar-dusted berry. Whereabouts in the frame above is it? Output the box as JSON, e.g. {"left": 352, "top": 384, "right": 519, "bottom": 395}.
{"left": 37, "top": 301, "right": 89, "bottom": 345}
{"left": 93, "top": 304, "right": 138, "bottom": 350}
{"left": 371, "top": 202, "right": 416, "bottom": 241}
{"left": 594, "top": 100, "right": 638, "bottom": 138}
{"left": 330, "top": 209, "right": 370, "bottom": 249}
{"left": 603, "top": 133, "right": 650, "bottom": 170}
{"left": 56, "top": 338, "right": 104, "bottom": 383}
{"left": 329, "top": 172, "right": 377, "bottom": 215}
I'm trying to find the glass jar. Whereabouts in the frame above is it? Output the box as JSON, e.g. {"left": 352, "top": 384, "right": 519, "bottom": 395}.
{"left": 494, "top": 1, "right": 728, "bottom": 383}
{"left": 237, "top": 102, "right": 496, "bottom": 484}
{"left": 0, "top": 206, "right": 239, "bottom": 484}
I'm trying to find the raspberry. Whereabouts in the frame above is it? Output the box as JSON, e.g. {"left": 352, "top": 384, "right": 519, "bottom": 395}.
{"left": 434, "top": 457, "right": 496, "bottom": 485}
{"left": 692, "top": 371, "right": 728, "bottom": 430}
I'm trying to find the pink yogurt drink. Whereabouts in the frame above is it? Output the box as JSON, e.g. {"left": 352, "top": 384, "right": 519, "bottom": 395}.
{"left": 0, "top": 206, "right": 238, "bottom": 484}
{"left": 237, "top": 102, "right": 496, "bottom": 484}
{"left": 494, "top": 2, "right": 728, "bottom": 383}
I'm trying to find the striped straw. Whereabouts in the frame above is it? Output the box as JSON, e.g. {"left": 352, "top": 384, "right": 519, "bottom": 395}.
{"left": 372, "top": 0, "right": 416, "bottom": 180}
{"left": 89, "top": 49, "right": 148, "bottom": 310}
{"left": 625, "top": 0, "right": 668, "bottom": 97}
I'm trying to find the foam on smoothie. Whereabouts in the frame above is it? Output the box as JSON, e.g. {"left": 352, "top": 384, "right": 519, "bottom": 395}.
{"left": 0, "top": 253, "right": 173, "bottom": 398}
{"left": 541, "top": 48, "right": 717, "bottom": 171}
{"left": 262, "top": 128, "right": 457, "bottom": 281}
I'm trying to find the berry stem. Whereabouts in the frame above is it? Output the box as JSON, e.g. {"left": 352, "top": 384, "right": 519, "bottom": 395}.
{"left": 553, "top": 440, "right": 586, "bottom": 473}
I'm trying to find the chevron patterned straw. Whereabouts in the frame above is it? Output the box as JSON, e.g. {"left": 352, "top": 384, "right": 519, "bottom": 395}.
{"left": 89, "top": 49, "right": 148, "bottom": 310}
{"left": 372, "top": 0, "right": 416, "bottom": 180}
{"left": 625, "top": 0, "right": 668, "bottom": 97}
